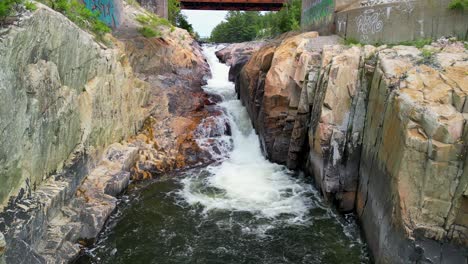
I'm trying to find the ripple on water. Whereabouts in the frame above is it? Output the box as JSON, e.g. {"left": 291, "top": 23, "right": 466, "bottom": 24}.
{"left": 75, "top": 45, "right": 369, "bottom": 264}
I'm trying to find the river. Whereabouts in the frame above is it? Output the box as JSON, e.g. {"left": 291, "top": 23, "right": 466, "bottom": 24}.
{"left": 75, "top": 45, "right": 369, "bottom": 264}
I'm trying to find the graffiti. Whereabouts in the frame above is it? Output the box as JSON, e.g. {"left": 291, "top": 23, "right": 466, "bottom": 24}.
{"left": 301, "top": 0, "right": 334, "bottom": 27}
{"left": 355, "top": 9, "right": 383, "bottom": 42}
{"left": 84, "top": 0, "right": 122, "bottom": 27}
{"left": 395, "top": 0, "right": 414, "bottom": 13}
{"left": 337, "top": 17, "right": 347, "bottom": 32}
{"left": 361, "top": 0, "right": 414, "bottom": 13}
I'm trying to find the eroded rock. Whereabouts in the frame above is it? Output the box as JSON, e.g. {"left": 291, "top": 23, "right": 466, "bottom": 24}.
{"left": 235, "top": 35, "right": 468, "bottom": 262}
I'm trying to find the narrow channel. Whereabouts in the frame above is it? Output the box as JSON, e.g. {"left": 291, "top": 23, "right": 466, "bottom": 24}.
{"left": 76, "top": 45, "right": 369, "bottom": 264}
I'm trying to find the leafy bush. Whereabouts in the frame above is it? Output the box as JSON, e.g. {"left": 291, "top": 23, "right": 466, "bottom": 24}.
{"left": 135, "top": 13, "right": 170, "bottom": 38}
{"left": 38, "top": 0, "right": 110, "bottom": 39}
{"left": 138, "top": 26, "right": 160, "bottom": 38}
{"left": 0, "top": 0, "right": 22, "bottom": 20}
{"left": 25, "top": 1, "right": 37, "bottom": 11}
{"left": 448, "top": 0, "right": 468, "bottom": 10}
{"left": 136, "top": 13, "right": 171, "bottom": 27}
{"left": 168, "top": 0, "right": 194, "bottom": 34}
{"left": 344, "top": 38, "right": 362, "bottom": 46}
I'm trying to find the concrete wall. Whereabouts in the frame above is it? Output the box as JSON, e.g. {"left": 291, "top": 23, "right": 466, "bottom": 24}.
{"left": 83, "top": 0, "right": 124, "bottom": 27}
{"left": 301, "top": 0, "right": 360, "bottom": 34}
{"left": 137, "top": 0, "right": 169, "bottom": 19}
{"left": 301, "top": 0, "right": 335, "bottom": 34}
{"left": 335, "top": 0, "right": 468, "bottom": 44}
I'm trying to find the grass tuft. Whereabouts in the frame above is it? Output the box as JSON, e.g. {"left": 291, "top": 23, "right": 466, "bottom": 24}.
{"left": 135, "top": 13, "right": 169, "bottom": 38}
{"left": 138, "top": 26, "right": 160, "bottom": 38}
{"left": 25, "top": 1, "right": 37, "bottom": 11}
{"left": 38, "top": 0, "right": 111, "bottom": 41}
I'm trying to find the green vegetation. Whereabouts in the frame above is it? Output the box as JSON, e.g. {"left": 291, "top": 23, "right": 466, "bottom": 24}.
{"left": 343, "top": 38, "right": 362, "bottom": 46}
{"left": 396, "top": 38, "right": 432, "bottom": 48}
{"left": 38, "top": 0, "right": 110, "bottom": 40}
{"left": 0, "top": 0, "right": 25, "bottom": 22}
{"left": 138, "top": 26, "right": 160, "bottom": 38}
{"left": 448, "top": 0, "right": 468, "bottom": 10}
{"left": 168, "top": 0, "right": 194, "bottom": 35}
{"left": 25, "top": 1, "right": 37, "bottom": 11}
{"left": 135, "top": 13, "right": 170, "bottom": 38}
{"left": 342, "top": 37, "right": 434, "bottom": 48}
{"left": 136, "top": 13, "right": 171, "bottom": 27}
{"left": 125, "top": 0, "right": 140, "bottom": 7}
{"left": 419, "top": 48, "right": 435, "bottom": 65}
{"left": 209, "top": 0, "right": 301, "bottom": 43}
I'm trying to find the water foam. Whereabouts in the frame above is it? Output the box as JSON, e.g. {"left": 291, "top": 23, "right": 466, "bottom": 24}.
{"left": 179, "top": 45, "right": 314, "bottom": 222}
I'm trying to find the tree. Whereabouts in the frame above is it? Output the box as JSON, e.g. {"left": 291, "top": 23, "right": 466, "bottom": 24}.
{"left": 209, "top": 0, "right": 301, "bottom": 43}
{"left": 168, "top": 0, "right": 194, "bottom": 34}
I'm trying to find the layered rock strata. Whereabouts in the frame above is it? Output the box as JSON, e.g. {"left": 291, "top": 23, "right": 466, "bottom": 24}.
{"left": 234, "top": 34, "right": 468, "bottom": 263}
{"left": 0, "top": 2, "right": 216, "bottom": 263}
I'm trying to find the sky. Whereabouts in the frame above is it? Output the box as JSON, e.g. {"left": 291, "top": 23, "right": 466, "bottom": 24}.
{"left": 182, "top": 10, "right": 228, "bottom": 37}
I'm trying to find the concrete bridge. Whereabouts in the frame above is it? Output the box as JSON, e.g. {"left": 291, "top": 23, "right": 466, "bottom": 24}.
{"left": 179, "top": 0, "right": 286, "bottom": 11}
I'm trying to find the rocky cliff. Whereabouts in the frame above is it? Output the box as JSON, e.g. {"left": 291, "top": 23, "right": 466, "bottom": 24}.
{"left": 0, "top": 2, "right": 216, "bottom": 263}
{"left": 232, "top": 34, "right": 468, "bottom": 263}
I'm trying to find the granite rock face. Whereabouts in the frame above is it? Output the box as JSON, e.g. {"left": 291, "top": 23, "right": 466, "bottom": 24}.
{"left": 215, "top": 41, "right": 266, "bottom": 83}
{"left": 236, "top": 33, "right": 341, "bottom": 166}
{"left": 357, "top": 42, "right": 468, "bottom": 263}
{"left": 235, "top": 34, "right": 468, "bottom": 263}
{"left": 0, "top": 4, "right": 150, "bottom": 209}
{"left": 113, "top": 4, "right": 228, "bottom": 179}
{"left": 0, "top": 3, "right": 213, "bottom": 263}
{"left": 306, "top": 45, "right": 377, "bottom": 211}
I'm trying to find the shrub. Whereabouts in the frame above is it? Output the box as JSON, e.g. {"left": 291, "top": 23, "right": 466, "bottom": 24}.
{"left": 344, "top": 38, "right": 361, "bottom": 46}
{"left": 25, "top": 1, "right": 37, "bottom": 11}
{"left": 138, "top": 26, "right": 160, "bottom": 38}
{"left": 0, "top": 0, "right": 22, "bottom": 20}
{"left": 38, "top": 0, "right": 110, "bottom": 40}
{"left": 448, "top": 0, "right": 468, "bottom": 10}
{"left": 136, "top": 13, "right": 170, "bottom": 38}
{"left": 136, "top": 13, "right": 171, "bottom": 28}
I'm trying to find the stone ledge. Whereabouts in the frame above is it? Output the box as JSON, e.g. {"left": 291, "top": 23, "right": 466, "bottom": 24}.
{"left": 0, "top": 143, "right": 139, "bottom": 264}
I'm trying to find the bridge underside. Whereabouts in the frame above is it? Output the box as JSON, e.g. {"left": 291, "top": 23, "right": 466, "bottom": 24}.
{"left": 180, "top": 0, "right": 284, "bottom": 11}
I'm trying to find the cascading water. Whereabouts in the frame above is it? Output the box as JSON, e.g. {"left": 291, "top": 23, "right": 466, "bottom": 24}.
{"left": 76, "top": 45, "right": 369, "bottom": 264}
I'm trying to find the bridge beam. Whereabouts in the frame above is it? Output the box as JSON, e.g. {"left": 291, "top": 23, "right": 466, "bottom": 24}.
{"left": 180, "top": 0, "right": 285, "bottom": 11}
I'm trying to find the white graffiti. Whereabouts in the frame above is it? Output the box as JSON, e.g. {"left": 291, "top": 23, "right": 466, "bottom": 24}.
{"left": 355, "top": 9, "right": 384, "bottom": 41}
{"left": 361, "top": 0, "right": 414, "bottom": 13}
{"left": 337, "top": 17, "right": 347, "bottom": 32}
{"left": 395, "top": 0, "right": 414, "bottom": 13}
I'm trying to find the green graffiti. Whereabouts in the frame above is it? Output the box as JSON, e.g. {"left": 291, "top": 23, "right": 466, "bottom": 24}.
{"left": 302, "top": 0, "right": 334, "bottom": 26}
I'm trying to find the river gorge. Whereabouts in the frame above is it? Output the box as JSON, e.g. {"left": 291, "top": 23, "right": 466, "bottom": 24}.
{"left": 0, "top": 1, "right": 467, "bottom": 264}
{"left": 75, "top": 45, "right": 369, "bottom": 263}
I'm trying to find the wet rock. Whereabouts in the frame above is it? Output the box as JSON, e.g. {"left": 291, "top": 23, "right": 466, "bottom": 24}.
{"left": 237, "top": 32, "right": 341, "bottom": 165}
{"left": 356, "top": 42, "right": 468, "bottom": 262}
{"left": 0, "top": 2, "right": 214, "bottom": 264}
{"left": 0, "top": 232, "right": 5, "bottom": 264}
{"left": 234, "top": 34, "right": 468, "bottom": 263}
{"left": 215, "top": 41, "right": 266, "bottom": 66}
{"left": 306, "top": 45, "right": 375, "bottom": 211}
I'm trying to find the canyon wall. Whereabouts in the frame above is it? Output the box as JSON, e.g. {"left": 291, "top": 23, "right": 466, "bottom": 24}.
{"left": 230, "top": 34, "right": 468, "bottom": 262}
{"left": 0, "top": 2, "right": 213, "bottom": 263}
{"left": 0, "top": 4, "right": 149, "bottom": 209}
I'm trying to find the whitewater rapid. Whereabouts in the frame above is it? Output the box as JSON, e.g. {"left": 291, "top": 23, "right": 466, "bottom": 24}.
{"left": 76, "top": 45, "right": 369, "bottom": 264}
{"left": 179, "top": 45, "right": 315, "bottom": 222}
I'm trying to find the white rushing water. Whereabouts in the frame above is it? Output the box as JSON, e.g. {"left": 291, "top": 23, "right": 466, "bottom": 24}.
{"left": 179, "top": 45, "right": 315, "bottom": 222}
